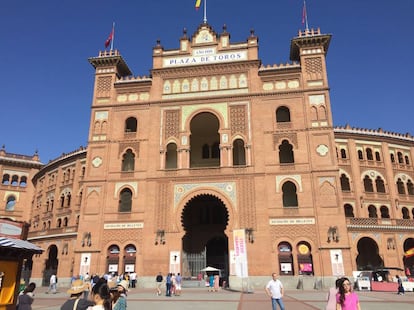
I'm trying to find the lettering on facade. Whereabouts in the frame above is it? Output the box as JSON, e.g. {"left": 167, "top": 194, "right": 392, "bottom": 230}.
{"left": 104, "top": 222, "right": 144, "bottom": 230}
{"left": 269, "top": 218, "right": 315, "bottom": 225}
{"left": 163, "top": 50, "right": 247, "bottom": 68}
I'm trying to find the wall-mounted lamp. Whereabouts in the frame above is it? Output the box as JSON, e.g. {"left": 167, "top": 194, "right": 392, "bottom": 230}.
{"left": 245, "top": 228, "right": 255, "bottom": 244}
{"left": 327, "top": 226, "right": 339, "bottom": 243}
{"left": 81, "top": 232, "right": 92, "bottom": 247}
{"left": 154, "top": 229, "right": 165, "bottom": 245}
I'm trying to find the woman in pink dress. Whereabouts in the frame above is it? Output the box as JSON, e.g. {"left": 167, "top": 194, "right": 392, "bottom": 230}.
{"left": 336, "top": 277, "right": 361, "bottom": 310}
{"left": 213, "top": 275, "right": 219, "bottom": 292}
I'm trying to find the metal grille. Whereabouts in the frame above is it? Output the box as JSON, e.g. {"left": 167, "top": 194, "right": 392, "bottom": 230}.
{"left": 182, "top": 248, "right": 206, "bottom": 277}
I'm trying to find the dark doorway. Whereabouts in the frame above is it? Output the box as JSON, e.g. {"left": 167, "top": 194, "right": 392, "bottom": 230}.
{"left": 356, "top": 237, "right": 383, "bottom": 270}
{"left": 181, "top": 194, "right": 229, "bottom": 279}
{"left": 42, "top": 245, "right": 59, "bottom": 286}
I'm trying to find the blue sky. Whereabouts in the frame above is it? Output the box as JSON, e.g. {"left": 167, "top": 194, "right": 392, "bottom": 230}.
{"left": 1, "top": 1, "right": 413, "bottom": 163}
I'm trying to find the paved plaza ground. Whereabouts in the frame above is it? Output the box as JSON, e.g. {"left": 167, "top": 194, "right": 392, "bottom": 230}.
{"left": 29, "top": 286, "right": 413, "bottom": 310}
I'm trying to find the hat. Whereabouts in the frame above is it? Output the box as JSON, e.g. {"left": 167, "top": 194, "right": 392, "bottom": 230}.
{"left": 67, "top": 279, "right": 85, "bottom": 295}
{"left": 108, "top": 281, "right": 118, "bottom": 291}
{"left": 117, "top": 280, "right": 129, "bottom": 291}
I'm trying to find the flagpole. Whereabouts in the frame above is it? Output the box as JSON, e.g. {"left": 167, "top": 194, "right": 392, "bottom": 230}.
{"left": 110, "top": 22, "right": 115, "bottom": 51}
{"left": 203, "top": 0, "right": 207, "bottom": 23}
{"left": 303, "top": 0, "right": 309, "bottom": 31}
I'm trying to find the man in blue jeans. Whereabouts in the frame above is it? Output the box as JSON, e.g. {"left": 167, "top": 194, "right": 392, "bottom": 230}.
{"left": 265, "top": 272, "right": 285, "bottom": 310}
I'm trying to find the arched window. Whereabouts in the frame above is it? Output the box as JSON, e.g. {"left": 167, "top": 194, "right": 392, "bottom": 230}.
{"left": 202, "top": 144, "right": 210, "bottom": 159}
{"left": 278, "top": 242, "right": 294, "bottom": 275}
{"left": 122, "top": 149, "right": 135, "bottom": 171}
{"left": 363, "top": 176, "right": 374, "bottom": 192}
{"left": 402, "top": 207, "right": 410, "bottom": 219}
{"left": 358, "top": 150, "right": 363, "bottom": 160}
{"left": 340, "top": 174, "right": 351, "bottom": 191}
{"left": 344, "top": 204, "right": 354, "bottom": 218}
{"left": 390, "top": 153, "right": 395, "bottom": 163}
{"left": 20, "top": 176, "right": 27, "bottom": 187}
{"left": 57, "top": 218, "right": 62, "bottom": 228}
{"left": 297, "top": 242, "right": 313, "bottom": 275}
{"left": 340, "top": 149, "right": 347, "bottom": 159}
{"left": 211, "top": 142, "right": 220, "bottom": 159}
{"left": 375, "top": 177, "right": 386, "bottom": 193}
{"left": 397, "top": 152, "right": 404, "bottom": 164}
{"left": 380, "top": 206, "right": 390, "bottom": 219}
{"left": 407, "top": 180, "right": 414, "bottom": 195}
{"left": 119, "top": 188, "right": 132, "bottom": 212}
{"left": 125, "top": 117, "right": 137, "bottom": 133}
{"left": 11, "top": 175, "right": 18, "bottom": 186}
{"left": 60, "top": 194, "right": 65, "bottom": 208}
{"left": 375, "top": 151, "right": 381, "bottom": 162}
{"left": 5, "top": 195, "right": 16, "bottom": 211}
{"left": 279, "top": 140, "right": 294, "bottom": 164}
{"left": 397, "top": 178, "right": 405, "bottom": 194}
{"left": 2, "top": 174, "right": 10, "bottom": 185}
{"left": 366, "top": 148, "right": 373, "bottom": 160}
{"left": 368, "top": 205, "right": 377, "bottom": 218}
{"left": 66, "top": 193, "right": 71, "bottom": 207}
{"left": 232, "top": 139, "right": 246, "bottom": 166}
{"left": 282, "top": 181, "right": 298, "bottom": 207}
{"left": 166, "top": 143, "right": 178, "bottom": 169}
{"left": 63, "top": 217, "right": 68, "bottom": 227}
{"left": 405, "top": 155, "right": 410, "bottom": 165}
{"left": 276, "top": 106, "right": 291, "bottom": 122}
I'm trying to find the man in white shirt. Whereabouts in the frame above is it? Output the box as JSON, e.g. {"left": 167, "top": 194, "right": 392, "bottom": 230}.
{"left": 265, "top": 273, "right": 285, "bottom": 310}
{"left": 48, "top": 274, "right": 57, "bottom": 294}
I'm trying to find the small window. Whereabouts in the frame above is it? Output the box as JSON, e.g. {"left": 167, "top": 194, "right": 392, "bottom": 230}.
{"left": 276, "top": 106, "right": 291, "bottom": 123}
{"left": 340, "top": 174, "right": 351, "bottom": 191}
{"left": 119, "top": 188, "right": 132, "bottom": 212}
{"left": 366, "top": 148, "right": 373, "bottom": 160}
{"left": 358, "top": 150, "right": 363, "bottom": 160}
{"left": 344, "top": 204, "right": 354, "bottom": 218}
{"left": 363, "top": 176, "right": 374, "bottom": 192}
{"left": 282, "top": 181, "right": 298, "bottom": 207}
{"left": 340, "top": 149, "right": 347, "bottom": 159}
{"left": 5, "top": 195, "right": 16, "bottom": 211}
{"left": 125, "top": 117, "right": 137, "bottom": 133}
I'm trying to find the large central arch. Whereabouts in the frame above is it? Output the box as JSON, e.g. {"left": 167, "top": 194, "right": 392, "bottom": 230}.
{"left": 181, "top": 194, "right": 229, "bottom": 279}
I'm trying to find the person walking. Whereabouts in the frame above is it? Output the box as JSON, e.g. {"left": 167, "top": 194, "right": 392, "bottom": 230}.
{"left": 396, "top": 275, "right": 405, "bottom": 295}
{"left": 156, "top": 272, "right": 163, "bottom": 296}
{"left": 175, "top": 273, "right": 182, "bottom": 296}
{"left": 265, "top": 272, "right": 285, "bottom": 310}
{"left": 326, "top": 278, "right": 341, "bottom": 310}
{"left": 61, "top": 279, "right": 94, "bottom": 310}
{"left": 336, "top": 277, "right": 361, "bottom": 310}
{"left": 48, "top": 274, "right": 57, "bottom": 294}
{"left": 17, "top": 282, "right": 36, "bottom": 310}
{"left": 165, "top": 273, "right": 172, "bottom": 297}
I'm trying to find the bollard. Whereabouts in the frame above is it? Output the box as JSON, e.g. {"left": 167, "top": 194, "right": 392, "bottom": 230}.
{"left": 297, "top": 277, "right": 303, "bottom": 290}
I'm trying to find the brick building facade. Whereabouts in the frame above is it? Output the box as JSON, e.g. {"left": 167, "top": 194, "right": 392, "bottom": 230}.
{"left": 2, "top": 24, "right": 413, "bottom": 289}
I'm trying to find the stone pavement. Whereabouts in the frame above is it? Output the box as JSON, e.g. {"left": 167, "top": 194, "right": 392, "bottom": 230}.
{"left": 30, "top": 286, "right": 413, "bottom": 310}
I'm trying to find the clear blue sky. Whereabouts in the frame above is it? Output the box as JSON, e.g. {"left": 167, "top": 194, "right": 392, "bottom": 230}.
{"left": 1, "top": 1, "right": 413, "bottom": 163}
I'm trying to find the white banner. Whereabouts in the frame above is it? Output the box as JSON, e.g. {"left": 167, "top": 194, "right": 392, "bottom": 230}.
{"left": 233, "top": 229, "right": 248, "bottom": 278}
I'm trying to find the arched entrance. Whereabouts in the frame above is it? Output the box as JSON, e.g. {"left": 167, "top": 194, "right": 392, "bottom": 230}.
{"left": 42, "top": 245, "right": 58, "bottom": 286}
{"left": 181, "top": 194, "right": 229, "bottom": 280}
{"left": 356, "top": 237, "right": 383, "bottom": 270}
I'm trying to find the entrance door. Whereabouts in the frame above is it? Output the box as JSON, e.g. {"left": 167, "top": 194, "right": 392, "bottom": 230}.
{"left": 181, "top": 194, "right": 229, "bottom": 279}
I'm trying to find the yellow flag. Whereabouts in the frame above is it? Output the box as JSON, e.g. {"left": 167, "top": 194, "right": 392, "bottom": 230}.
{"left": 195, "top": 0, "right": 202, "bottom": 10}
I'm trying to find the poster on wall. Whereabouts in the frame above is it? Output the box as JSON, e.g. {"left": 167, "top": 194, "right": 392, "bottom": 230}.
{"left": 125, "top": 264, "right": 135, "bottom": 272}
{"left": 233, "top": 229, "right": 248, "bottom": 278}
{"left": 330, "top": 249, "right": 345, "bottom": 276}
{"left": 169, "top": 251, "right": 181, "bottom": 274}
{"left": 280, "top": 263, "right": 292, "bottom": 274}
{"left": 108, "top": 264, "right": 118, "bottom": 273}
{"left": 80, "top": 253, "right": 91, "bottom": 277}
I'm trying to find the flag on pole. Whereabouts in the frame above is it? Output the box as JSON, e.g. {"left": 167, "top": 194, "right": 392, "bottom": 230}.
{"left": 104, "top": 26, "right": 114, "bottom": 49}
{"left": 301, "top": 1, "right": 306, "bottom": 25}
{"left": 405, "top": 247, "right": 414, "bottom": 258}
{"left": 195, "top": 0, "right": 202, "bottom": 10}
